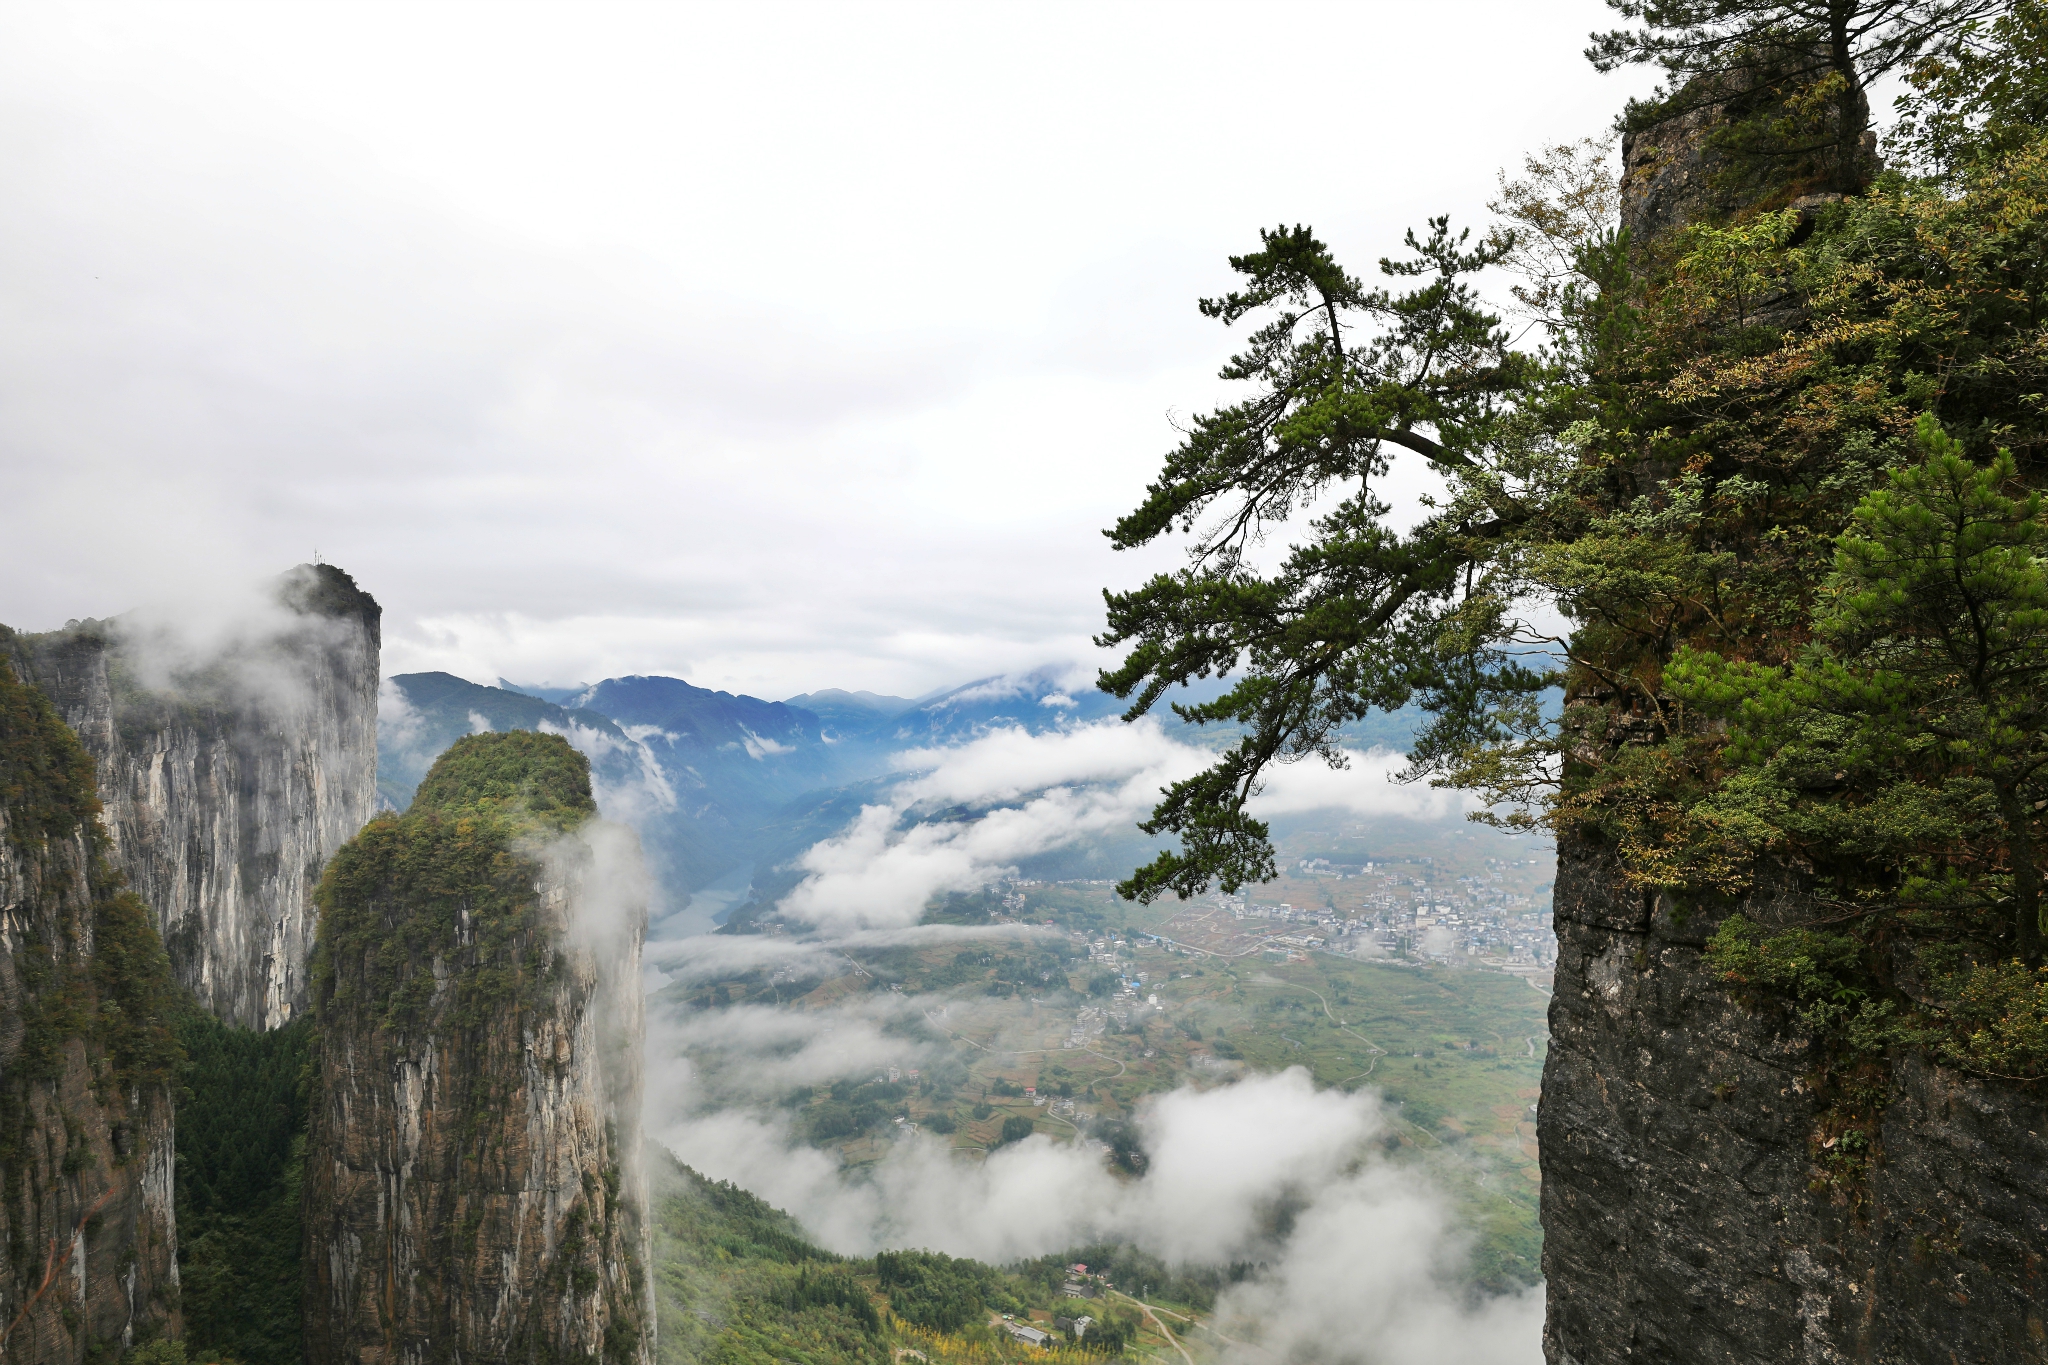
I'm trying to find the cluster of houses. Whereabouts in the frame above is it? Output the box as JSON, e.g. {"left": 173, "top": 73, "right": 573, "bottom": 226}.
{"left": 1199, "top": 859, "right": 1557, "bottom": 977}
{"left": 1065, "top": 1004, "right": 1108, "bottom": 1050}
{"left": 999, "top": 1266, "right": 1099, "bottom": 1349}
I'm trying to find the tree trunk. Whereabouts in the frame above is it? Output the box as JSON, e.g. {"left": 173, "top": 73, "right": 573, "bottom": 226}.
{"left": 1996, "top": 784, "right": 2045, "bottom": 963}
{"left": 1828, "top": 0, "right": 1863, "bottom": 193}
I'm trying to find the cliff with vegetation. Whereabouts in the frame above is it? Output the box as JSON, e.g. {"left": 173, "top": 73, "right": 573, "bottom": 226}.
{"left": 4, "top": 564, "right": 381, "bottom": 1030}
{"left": 0, "top": 659, "right": 183, "bottom": 1363}
{"left": 302, "top": 730, "right": 652, "bottom": 1365}
{"left": 1537, "top": 28, "right": 2048, "bottom": 1364}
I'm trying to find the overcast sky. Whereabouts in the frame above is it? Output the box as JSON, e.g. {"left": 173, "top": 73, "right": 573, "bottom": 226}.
{"left": 0, "top": 1, "right": 1651, "bottom": 700}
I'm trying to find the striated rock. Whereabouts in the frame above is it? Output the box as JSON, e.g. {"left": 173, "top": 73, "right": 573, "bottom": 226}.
{"left": 0, "top": 659, "right": 183, "bottom": 1362}
{"left": 1539, "top": 837, "right": 2048, "bottom": 1364}
{"left": 7, "top": 564, "right": 381, "bottom": 1029}
{"left": 1620, "top": 65, "right": 1877, "bottom": 248}
{"left": 303, "top": 731, "right": 652, "bottom": 1365}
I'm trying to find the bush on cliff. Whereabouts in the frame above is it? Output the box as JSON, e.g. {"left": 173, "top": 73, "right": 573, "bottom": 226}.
{"left": 312, "top": 730, "right": 595, "bottom": 1032}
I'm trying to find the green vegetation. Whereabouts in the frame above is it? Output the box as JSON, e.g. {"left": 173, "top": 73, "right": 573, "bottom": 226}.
{"left": 272, "top": 562, "right": 380, "bottom": 628}
{"left": 410, "top": 729, "right": 597, "bottom": 832}
{"left": 875, "top": 1250, "right": 997, "bottom": 1333}
{"left": 0, "top": 683, "right": 325, "bottom": 1365}
{"left": 1095, "top": 215, "right": 1550, "bottom": 902}
{"left": 0, "top": 655, "right": 183, "bottom": 1093}
{"left": 0, "top": 644, "right": 103, "bottom": 848}
{"left": 673, "top": 850, "right": 1550, "bottom": 1293}
{"left": 313, "top": 807, "right": 550, "bottom": 1030}
{"left": 173, "top": 1012, "right": 312, "bottom": 1365}
{"left": 1589, "top": 0, "right": 1997, "bottom": 192}
{"left": 650, "top": 1156, "right": 1137, "bottom": 1365}
{"left": 0, "top": 653, "right": 187, "bottom": 1365}
{"left": 313, "top": 732, "right": 595, "bottom": 1033}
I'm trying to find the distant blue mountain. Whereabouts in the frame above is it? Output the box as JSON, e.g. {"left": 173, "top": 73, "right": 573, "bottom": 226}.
{"left": 880, "top": 668, "right": 1130, "bottom": 744}
{"left": 382, "top": 672, "right": 854, "bottom": 901}
{"left": 568, "top": 675, "right": 850, "bottom": 810}
{"left": 780, "top": 688, "right": 916, "bottom": 742}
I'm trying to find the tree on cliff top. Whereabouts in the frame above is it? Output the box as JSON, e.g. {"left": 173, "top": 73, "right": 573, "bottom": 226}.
{"left": 411, "top": 729, "right": 596, "bottom": 832}
{"left": 1095, "top": 220, "right": 1590, "bottom": 900}
{"left": 1590, "top": 0, "right": 2005, "bottom": 188}
{"left": 1102, "top": 0, "right": 2048, "bottom": 957}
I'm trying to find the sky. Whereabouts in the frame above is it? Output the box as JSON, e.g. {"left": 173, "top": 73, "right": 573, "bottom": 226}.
{"left": 0, "top": 0, "right": 1654, "bottom": 701}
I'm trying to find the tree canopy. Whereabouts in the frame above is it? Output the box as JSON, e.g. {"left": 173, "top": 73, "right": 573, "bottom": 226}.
{"left": 1096, "top": 220, "right": 1576, "bottom": 901}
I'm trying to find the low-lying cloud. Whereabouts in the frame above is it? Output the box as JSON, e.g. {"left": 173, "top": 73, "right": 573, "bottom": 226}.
{"left": 647, "top": 1037, "right": 1539, "bottom": 1364}
{"left": 777, "top": 718, "right": 1473, "bottom": 933}
{"left": 642, "top": 706, "right": 1535, "bottom": 1361}
{"left": 538, "top": 716, "right": 680, "bottom": 823}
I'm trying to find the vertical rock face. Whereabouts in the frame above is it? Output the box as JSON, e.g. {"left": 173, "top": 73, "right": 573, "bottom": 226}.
{"left": 7, "top": 564, "right": 381, "bottom": 1029}
{"left": 1538, "top": 839, "right": 2048, "bottom": 1364}
{"left": 0, "top": 660, "right": 183, "bottom": 1362}
{"left": 304, "top": 732, "right": 652, "bottom": 1365}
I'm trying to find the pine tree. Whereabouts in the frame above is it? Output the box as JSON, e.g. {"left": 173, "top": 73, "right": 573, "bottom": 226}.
{"left": 1095, "top": 223, "right": 1574, "bottom": 900}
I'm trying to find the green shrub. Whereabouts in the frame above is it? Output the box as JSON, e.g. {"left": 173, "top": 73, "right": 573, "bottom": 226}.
{"left": 410, "top": 730, "right": 595, "bottom": 832}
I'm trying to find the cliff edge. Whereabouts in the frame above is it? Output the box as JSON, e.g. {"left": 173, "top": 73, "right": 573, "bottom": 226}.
{"left": 1539, "top": 81, "right": 2048, "bottom": 1365}
{"left": 1539, "top": 836, "right": 2048, "bottom": 1363}
{"left": 7, "top": 563, "right": 381, "bottom": 1029}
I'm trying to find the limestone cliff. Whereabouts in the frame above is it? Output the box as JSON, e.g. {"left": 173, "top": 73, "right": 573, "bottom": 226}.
{"left": 7, "top": 564, "right": 381, "bottom": 1029}
{"left": 303, "top": 731, "right": 652, "bottom": 1365}
{"left": 1539, "top": 836, "right": 2048, "bottom": 1364}
{"left": 1540, "top": 90, "right": 2048, "bottom": 1363}
{"left": 0, "top": 659, "right": 183, "bottom": 1363}
{"left": 1617, "top": 59, "right": 1878, "bottom": 248}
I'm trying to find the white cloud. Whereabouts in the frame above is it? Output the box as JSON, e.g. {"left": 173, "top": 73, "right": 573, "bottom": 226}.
{"left": 642, "top": 921, "right": 1051, "bottom": 978}
{"left": 378, "top": 677, "right": 428, "bottom": 755}
{"left": 1252, "top": 749, "right": 1478, "bottom": 821}
{"left": 67, "top": 577, "right": 372, "bottom": 737}
{"left": 740, "top": 727, "right": 795, "bottom": 759}
{"left": 775, "top": 720, "right": 1472, "bottom": 932}
{"left": 653, "top": 999, "right": 934, "bottom": 1099}
{"left": 939, "top": 676, "right": 1032, "bottom": 706}
{"left": 646, "top": 1049, "right": 1539, "bottom": 1363}
{"left": 1131, "top": 1069, "right": 1383, "bottom": 1262}
{"left": 0, "top": 3, "right": 1651, "bottom": 697}
{"left": 538, "top": 717, "right": 679, "bottom": 823}
{"left": 1211, "top": 1167, "right": 1544, "bottom": 1364}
